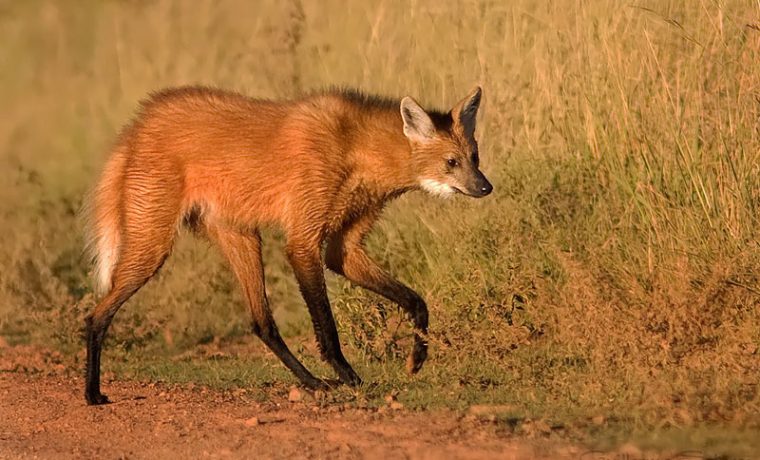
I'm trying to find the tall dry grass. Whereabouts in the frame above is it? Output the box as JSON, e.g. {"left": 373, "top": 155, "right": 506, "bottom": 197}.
{"left": 1, "top": 0, "right": 759, "bottom": 445}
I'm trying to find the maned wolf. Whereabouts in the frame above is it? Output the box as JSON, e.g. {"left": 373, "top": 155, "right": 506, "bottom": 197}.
{"left": 83, "top": 86, "right": 492, "bottom": 405}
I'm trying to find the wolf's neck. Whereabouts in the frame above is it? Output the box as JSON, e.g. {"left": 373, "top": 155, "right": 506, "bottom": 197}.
{"left": 349, "top": 109, "right": 419, "bottom": 198}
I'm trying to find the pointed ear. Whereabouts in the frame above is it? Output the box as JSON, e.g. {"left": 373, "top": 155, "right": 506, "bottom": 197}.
{"left": 452, "top": 86, "right": 482, "bottom": 138}
{"left": 400, "top": 96, "right": 435, "bottom": 142}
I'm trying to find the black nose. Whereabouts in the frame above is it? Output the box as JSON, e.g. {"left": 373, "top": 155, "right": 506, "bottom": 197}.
{"left": 479, "top": 181, "right": 493, "bottom": 196}
{"left": 470, "top": 170, "right": 493, "bottom": 198}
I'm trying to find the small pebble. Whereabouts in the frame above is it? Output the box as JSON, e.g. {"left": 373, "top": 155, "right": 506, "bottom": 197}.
{"left": 288, "top": 387, "right": 303, "bottom": 402}
{"left": 244, "top": 417, "right": 260, "bottom": 427}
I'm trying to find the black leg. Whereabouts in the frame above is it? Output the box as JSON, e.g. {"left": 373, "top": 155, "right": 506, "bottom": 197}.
{"left": 84, "top": 286, "right": 136, "bottom": 405}
{"left": 253, "top": 322, "right": 328, "bottom": 390}
{"left": 326, "top": 217, "right": 429, "bottom": 374}
{"left": 287, "top": 242, "right": 361, "bottom": 386}
{"left": 85, "top": 315, "right": 110, "bottom": 405}
{"left": 206, "top": 224, "right": 327, "bottom": 390}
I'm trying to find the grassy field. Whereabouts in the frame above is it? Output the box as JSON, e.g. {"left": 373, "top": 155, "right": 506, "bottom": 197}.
{"left": 1, "top": 0, "right": 759, "bottom": 456}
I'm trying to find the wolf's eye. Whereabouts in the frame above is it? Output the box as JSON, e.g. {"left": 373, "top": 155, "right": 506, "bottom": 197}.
{"left": 447, "top": 158, "right": 460, "bottom": 168}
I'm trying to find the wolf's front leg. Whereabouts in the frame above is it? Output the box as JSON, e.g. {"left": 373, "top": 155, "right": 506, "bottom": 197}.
{"left": 326, "top": 214, "right": 429, "bottom": 374}
{"left": 286, "top": 239, "right": 362, "bottom": 386}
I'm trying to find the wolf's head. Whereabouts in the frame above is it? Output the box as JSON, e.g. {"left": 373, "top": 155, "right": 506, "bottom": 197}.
{"left": 401, "top": 87, "right": 492, "bottom": 198}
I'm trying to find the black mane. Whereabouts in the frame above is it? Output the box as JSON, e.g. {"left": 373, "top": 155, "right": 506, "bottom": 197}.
{"left": 326, "top": 87, "right": 453, "bottom": 131}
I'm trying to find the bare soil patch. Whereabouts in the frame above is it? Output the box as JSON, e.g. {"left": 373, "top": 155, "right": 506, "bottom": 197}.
{"left": 0, "top": 346, "right": 578, "bottom": 460}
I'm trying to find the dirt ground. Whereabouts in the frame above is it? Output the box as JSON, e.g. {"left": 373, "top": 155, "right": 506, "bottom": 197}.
{"left": 0, "top": 346, "right": 603, "bottom": 459}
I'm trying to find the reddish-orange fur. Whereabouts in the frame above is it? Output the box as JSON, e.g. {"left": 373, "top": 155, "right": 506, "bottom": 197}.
{"left": 83, "top": 85, "right": 490, "bottom": 404}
